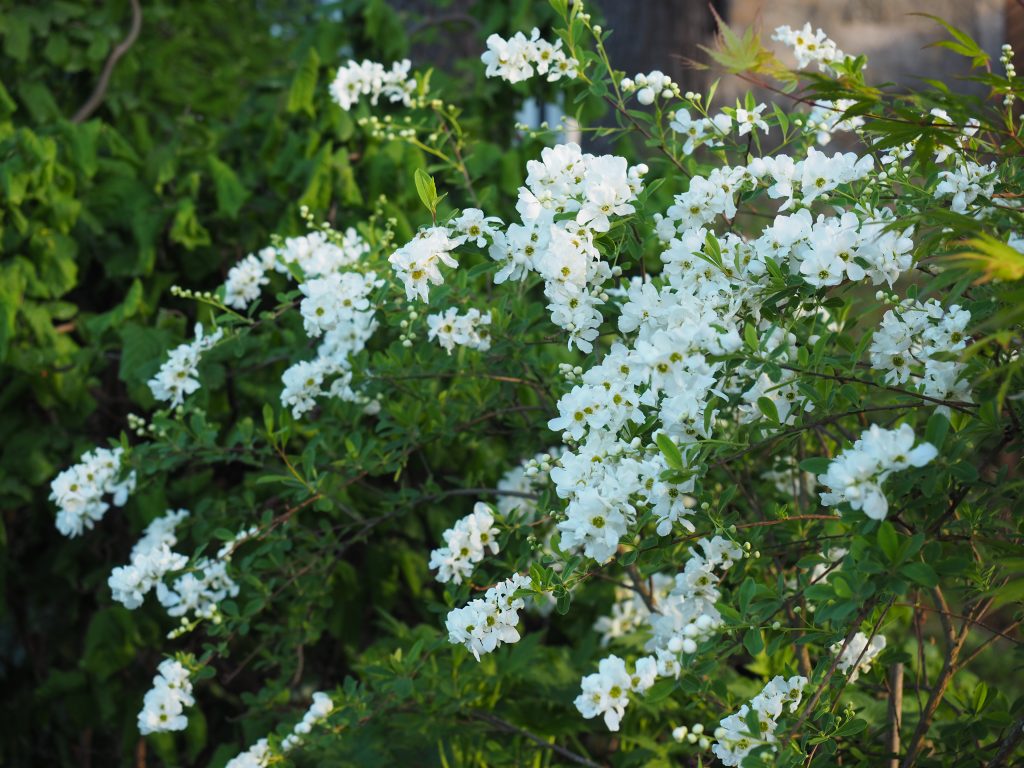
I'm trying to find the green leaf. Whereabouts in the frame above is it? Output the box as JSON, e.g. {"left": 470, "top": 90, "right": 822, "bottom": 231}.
{"left": 757, "top": 396, "right": 779, "bottom": 423}
{"left": 833, "top": 718, "right": 868, "bottom": 738}
{"left": 743, "top": 627, "right": 764, "bottom": 656}
{"left": 744, "top": 322, "right": 758, "bottom": 352}
{"left": 877, "top": 521, "right": 899, "bottom": 563}
{"left": 799, "top": 457, "right": 830, "bottom": 475}
{"left": 925, "top": 411, "right": 950, "bottom": 450}
{"left": 207, "top": 156, "right": 248, "bottom": 217}
{"left": 738, "top": 577, "right": 756, "bottom": 613}
{"left": 655, "top": 433, "right": 683, "bottom": 471}
{"left": 287, "top": 46, "right": 320, "bottom": 116}
{"left": 413, "top": 168, "right": 439, "bottom": 216}
{"left": 900, "top": 562, "right": 939, "bottom": 588}
{"left": 645, "top": 678, "right": 676, "bottom": 704}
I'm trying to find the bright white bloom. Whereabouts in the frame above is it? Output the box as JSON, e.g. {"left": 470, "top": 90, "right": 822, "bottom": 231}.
{"left": 446, "top": 573, "right": 531, "bottom": 659}
{"left": 831, "top": 632, "right": 886, "bottom": 681}
{"left": 935, "top": 160, "right": 997, "bottom": 214}
{"left": 50, "top": 446, "right": 136, "bottom": 537}
{"left": 573, "top": 654, "right": 635, "bottom": 731}
{"left": 773, "top": 23, "right": 846, "bottom": 73}
{"left": 223, "top": 248, "right": 275, "bottom": 309}
{"left": 388, "top": 226, "right": 465, "bottom": 301}
{"left": 329, "top": 59, "right": 416, "bottom": 111}
{"left": 818, "top": 424, "right": 938, "bottom": 520}
{"left": 277, "top": 229, "right": 370, "bottom": 279}
{"left": 622, "top": 70, "right": 680, "bottom": 104}
{"left": 426, "top": 307, "right": 492, "bottom": 354}
{"left": 646, "top": 537, "right": 741, "bottom": 656}
{"left": 805, "top": 99, "right": 864, "bottom": 145}
{"left": 712, "top": 675, "right": 808, "bottom": 766}
{"left": 109, "top": 509, "right": 190, "bottom": 609}
{"left": 148, "top": 323, "right": 224, "bottom": 407}
{"left": 299, "top": 271, "right": 381, "bottom": 338}
{"left": 225, "top": 692, "right": 334, "bottom": 768}
{"left": 481, "top": 29, "right": 579, "bottom": 83}
{"left": 735, "top": 103, "right": 769, "bottom": 136}
{"left": 137, "top": 659, "right": 195, "bottom": 735}
{"left": 870, "top": 298, "right": 971, "bottom": 401}
{"left": 156, "top": 556, "right": 240, "bottom": 621}
{"left": 429, "top": 503, "right": 500, "bottom": 584}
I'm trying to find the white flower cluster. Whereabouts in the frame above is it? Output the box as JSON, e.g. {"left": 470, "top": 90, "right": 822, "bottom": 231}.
{"left": 108, "top": 509, "right": 190, "bottom": 609}
{"left": 1002, "top": 44, "right": 1016, "bottom": 107}
{"left": 593, "top": 574, "right": 673, "bottom": 646}
{"left": 818, "top": 423, "right": 938, "bottom": 520}
{"left": 429, "top": 502, "right": 500, "bottom": 584}
{"left": 388, "top": 208, "right": 504, "bottom": 302}
{"left": 223, "top": 228, "right": 370, "bottom": 310}
{"left": 445, "top": 573, "right": 531, "bottom": 660}
{"left": 426, "top": 307, "right": 492, "bottom": 354}
{"left": 279, "top": 231, "right": 381, "bottom": 419}
{"left": 148, "top": 323, "right": 224, "bottom": 408}
{"left": 575, "top": 654, "right": 657, "bottom": 731}
{"left": 481, "top": 28, "right": 579, "bottom": 84}
{"left": 137, "top": 658, "right": 194, "bottom": 735}
{"left": 389, "top": 227, "right": 466, "bottom": 301}
{"left": 647, "top": 536, "right": 743, "bottom": 655}
{"left": 935, "top": 160, "right": 997, "bottom": 214}
{"left": 620, "top": 70, "right": 680, "bottom": 105}
{"left": 673, "top": 722, "right": 712, "bottom": 750}
{"left": 577, "top": 538, "right": 743, "bottom": 732}
{"left": 712, "top": 675, "right": 808, "bottom": 766}
{"left": 329, "top": 59, "right": 416, "bottom": 111}
{"left": 225, "top": 692, "right": 334, "bottom": 768}
{"left": 299, "top": 270, "right": 381, "bottom": 338}
{"left": 831, "top": 631, "right": 886, "bottom": 682}
{"left": 772, "top": 23, "right": 846, "bottom": 73}
{"left": 486, "top": 142, "right": 646, "bottom": 352}
{"left": 494, "top": 448, "right": 561, "bottom": 519}
{"left": 805, "top": 99, "right": 864, "bottom": 145}
{"left": 223, "top": 247, "right": 277, "bottom": 309}
{"left": 108, "top": 508, "right": 244, "bottom": 624}
{"left": 50, "top": 446, "right": 135, "bottom": 537}
{"left": 668, "top": 108, "right": 733, "bottom": 155}
{"left": 870, "top": 298, "right": 971, "bottom": 401}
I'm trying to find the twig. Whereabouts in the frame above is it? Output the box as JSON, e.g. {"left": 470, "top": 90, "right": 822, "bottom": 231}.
{"left": 470, "top": 711, "right": 603, "bottom": 768}
{"left": 889, "top": 663, "right": 904, "bottom": 768}
{"left": 72, "top": 0, "right": 143, "bottom": 123}
{"left": 987, "top": 713, "right": 1024, "bottom": 767}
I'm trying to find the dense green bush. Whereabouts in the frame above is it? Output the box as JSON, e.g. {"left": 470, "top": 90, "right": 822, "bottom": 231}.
{"left": 5, "top": 1, "right": 1024, "bottom": 766}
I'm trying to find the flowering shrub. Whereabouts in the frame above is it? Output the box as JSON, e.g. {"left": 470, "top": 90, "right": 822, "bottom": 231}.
{"left": 32, "top": 3, "right": 1024, "bottom": 766}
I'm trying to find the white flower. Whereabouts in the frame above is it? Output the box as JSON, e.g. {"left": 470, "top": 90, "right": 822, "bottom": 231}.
{"left": 481, "top": 29, "right": 578, "bottom": 84}
{"left": 137, "top": 659, "right": 195, "bottom": 735}
{"left": 445, "top": 574, "right": 532, "bottom": 659}
{"left": 818, "top": 424, "right": 937, "bottom": 520}
{"left": 329, "top": 59, "right": 416, "bottom": 111}
{"left": 429, "top": 502, "right": 500, "bottom": 584}
{"left": 574, "top": 654, "right": 633, "bottom": 731}
{"left": 831, "top": 632, "right": 886, "bottom": 681}
{"left": 148, "top": 323, "right": 223, "bottom": 407}
{"left": 426, "top": 307, "right": 492, "bottom": 354}
{"left": 50, "top": 446, "right": 136, "bottom": 537}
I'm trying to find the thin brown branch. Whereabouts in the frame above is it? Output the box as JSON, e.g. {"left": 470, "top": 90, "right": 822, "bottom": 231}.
{"left": 889, "top": 663, "right": 904, "bottom": 768}
{"left": 72, "top": 0, "right": 143, "bottom": 123}
{"left": 470, "top": 711, "right": 603, "bottom": 768}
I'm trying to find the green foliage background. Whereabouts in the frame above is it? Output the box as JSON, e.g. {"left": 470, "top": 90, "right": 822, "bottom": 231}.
{"left": 2, "top": 2, "right": 1023, "bottom": 768}
{"left": 0, "top": 1, "right": 569, "bottom": 764}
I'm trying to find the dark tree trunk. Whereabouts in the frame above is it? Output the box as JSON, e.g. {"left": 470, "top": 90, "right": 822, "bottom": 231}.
{"left": 594, "top": 0, "right": 725, "bottom": 93}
